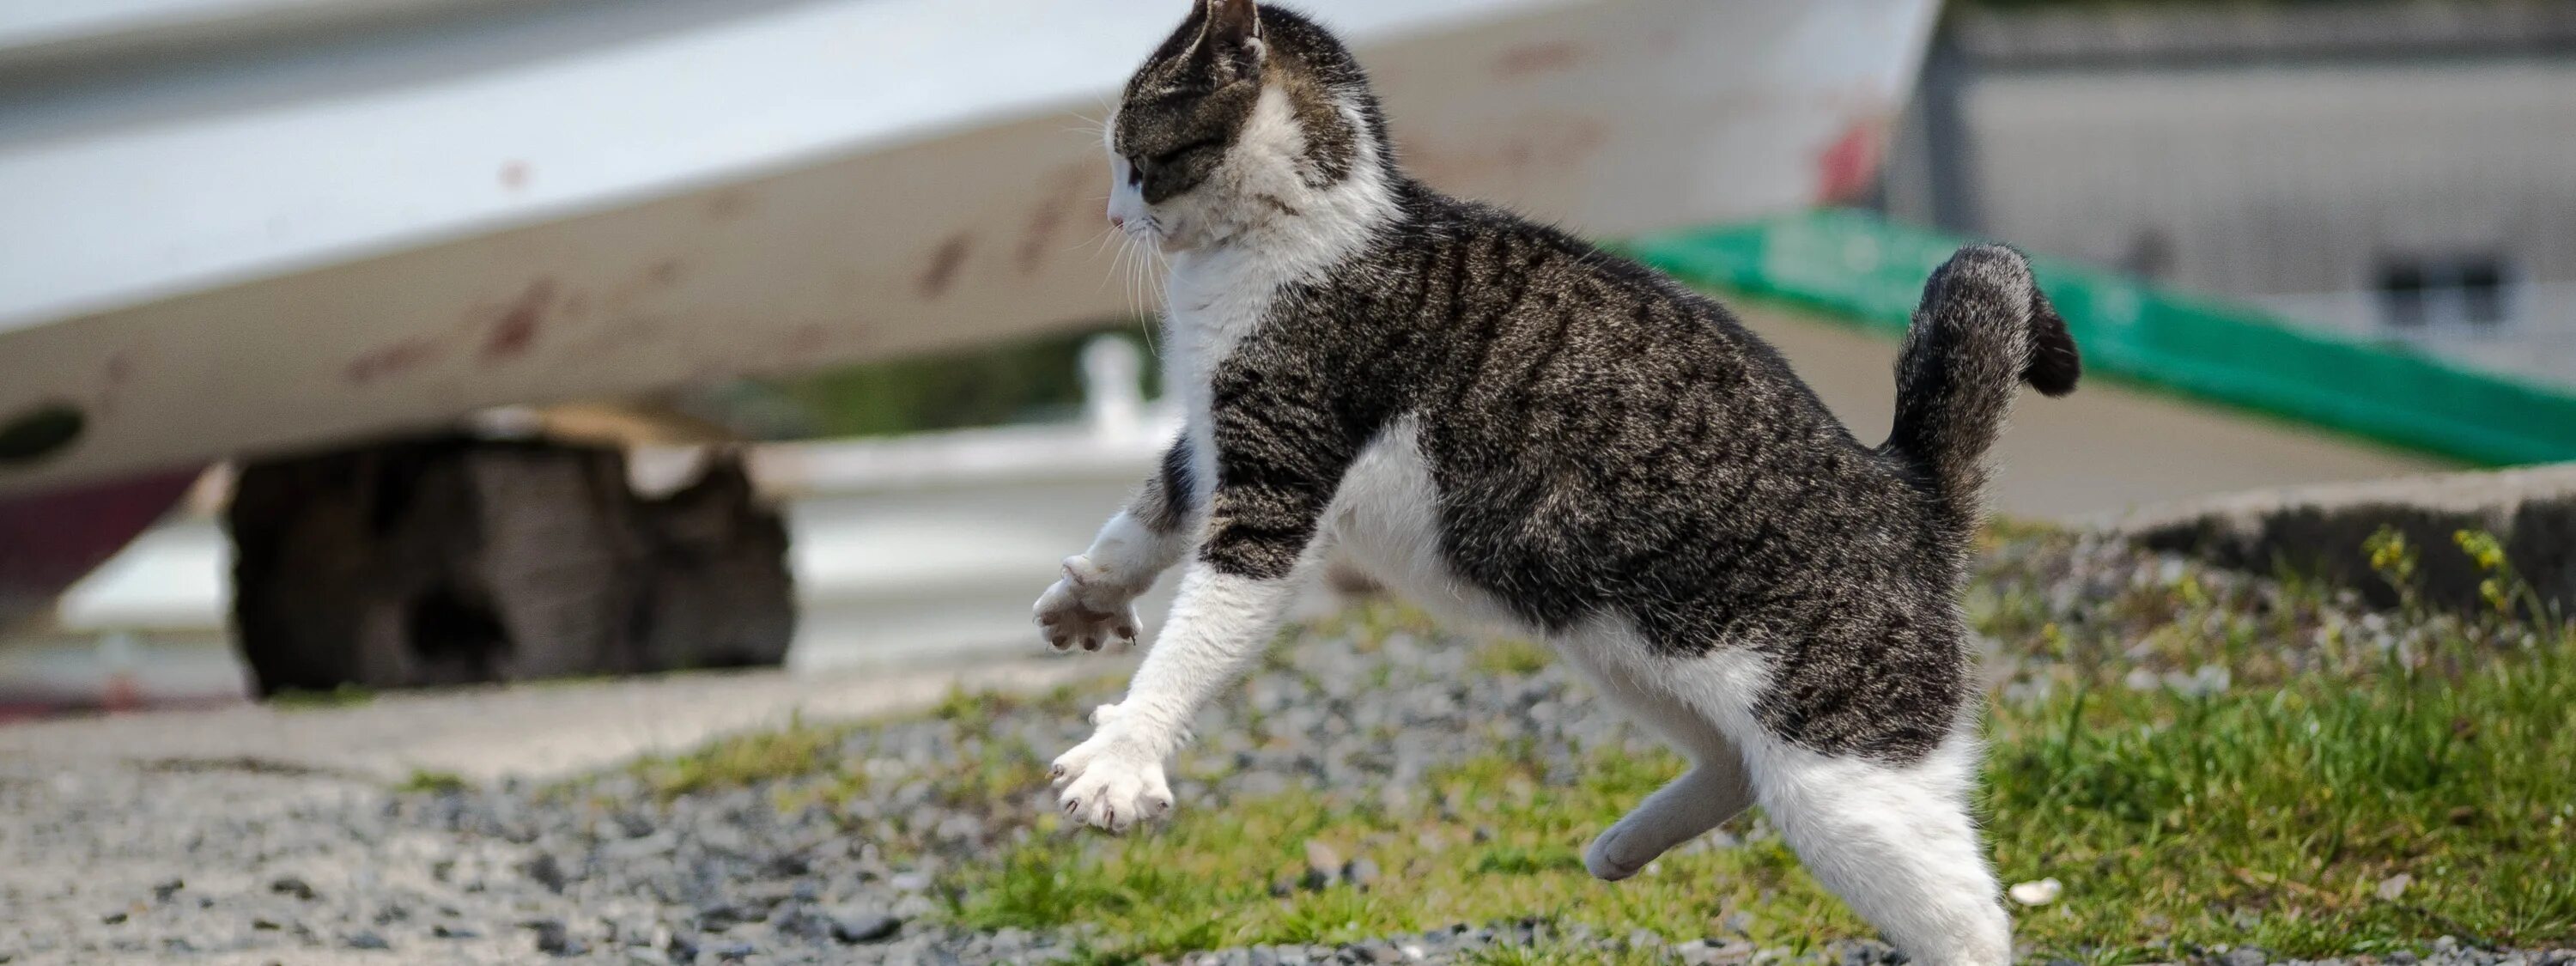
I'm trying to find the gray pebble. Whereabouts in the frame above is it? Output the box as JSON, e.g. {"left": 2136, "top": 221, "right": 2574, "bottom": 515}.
{"left": 527, "top": 917, "right": 584, "bottom": 957}
{"left": 1346, "top": 857, "right": 1382, "bottom": 888}
{"left": 523, "top": 851, "right": 569, "bottom": 893}
{"left": 830, "top": 911, "right": 902, "bottom": 945}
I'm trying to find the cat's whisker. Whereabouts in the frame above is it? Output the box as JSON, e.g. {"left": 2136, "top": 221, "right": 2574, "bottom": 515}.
{"left": 1126, "top": 237, "right": 1162, "bottom": 322}
{"left": 1096, "top": 231, "right": 1133, "bottom": 299}
{"left": 1076, "top": 223, "right": 1119, "bottom": 257}
{"left": 1121, "top": 235, "right": 1148, "bottom": 319}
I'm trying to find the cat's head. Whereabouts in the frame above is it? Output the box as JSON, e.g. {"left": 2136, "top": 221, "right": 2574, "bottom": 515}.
{"left": 1106, "top": 0, "right": 1394, "bottom": 252}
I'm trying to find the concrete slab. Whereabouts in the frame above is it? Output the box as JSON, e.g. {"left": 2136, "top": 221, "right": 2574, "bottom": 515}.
{"left": 0, "top": 653, "right": 1127, "bottom": 784}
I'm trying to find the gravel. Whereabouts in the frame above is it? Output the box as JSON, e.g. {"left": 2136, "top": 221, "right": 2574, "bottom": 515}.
{"left": 2, "top": 538, "right": 2569, "bottom": 964}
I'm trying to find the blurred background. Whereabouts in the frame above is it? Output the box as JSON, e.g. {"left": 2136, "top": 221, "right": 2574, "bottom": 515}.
{"left": 1, "top": 0, "right": 2570, "bottom": 718}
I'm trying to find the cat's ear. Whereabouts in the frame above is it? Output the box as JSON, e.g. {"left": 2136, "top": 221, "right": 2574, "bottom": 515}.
{"left": 1200, "top": 0, "right": 1264, "bottom": 73}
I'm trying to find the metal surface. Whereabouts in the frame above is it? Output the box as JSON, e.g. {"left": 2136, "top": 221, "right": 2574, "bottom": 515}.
{"left": 0, "top": 0, "right": 1939, "bottom": 497}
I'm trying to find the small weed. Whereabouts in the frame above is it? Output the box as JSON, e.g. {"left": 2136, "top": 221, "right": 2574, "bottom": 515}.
{"left": 1472, "top": 639, "right": 1553, "bottom": 677}
{"left": 1471, "top": 844, "right": 1584, "bottom": 876}
{"left": 630, "top": 714, "right": 850, "bottom": 802}
{"left": 933, "top": 686, "right": 1024, "bottom": 727}
{"left": 395, "top": 769, "right": 472, "bottom": 795}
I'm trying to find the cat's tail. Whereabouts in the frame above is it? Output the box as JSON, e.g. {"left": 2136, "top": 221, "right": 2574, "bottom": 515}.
{"left": 1884, "top": 244, "right": 2081, "bottom": 531}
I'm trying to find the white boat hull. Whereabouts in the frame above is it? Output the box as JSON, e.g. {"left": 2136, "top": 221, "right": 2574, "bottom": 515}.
{"left": 0, "top": 0, "right": 1938, "bottom": 497}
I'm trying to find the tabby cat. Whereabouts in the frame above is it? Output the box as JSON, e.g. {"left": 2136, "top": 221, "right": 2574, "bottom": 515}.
{"left": 1030, "top": 3, "right": 2080, "bottom": 963}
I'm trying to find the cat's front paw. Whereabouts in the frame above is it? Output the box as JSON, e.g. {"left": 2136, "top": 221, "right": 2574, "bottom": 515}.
{"left": 1033, "top": 556, "right": 1142, "bottom": 653}
{"left": 1048, "top": 731, "right": 1171, "bottom": 833}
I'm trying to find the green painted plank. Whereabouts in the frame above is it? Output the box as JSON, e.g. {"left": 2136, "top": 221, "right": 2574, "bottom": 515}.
{"left": 1625, "top": 209, "right": 2576, "bottom": 467}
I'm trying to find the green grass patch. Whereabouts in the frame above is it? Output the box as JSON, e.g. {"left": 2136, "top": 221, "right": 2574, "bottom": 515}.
{"left": 577, "top": 680, "right": 1115, "bottom": 842}
{"left": 629, "top": 714, "right": 854, "bottom": 802}
{"left": 949, "top": 626, "right": 2576, "bottom": 960}
{"left": 395, "top": 769, "right": 474, "bottom": 795}
{"left": 1473, "top": 639, "right": 1554, "bottom": 677}
{"left": 1988, "top": 628, "right": 2576, "bottom": 958}
{"left": 1306, "top": 598, "right": 1445, "bottom": 653}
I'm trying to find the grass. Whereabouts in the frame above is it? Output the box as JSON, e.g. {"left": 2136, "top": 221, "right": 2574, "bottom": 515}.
{"left": 938, "top": 533, "right": 2576, "bottom": 961}
{"left": 584, "top": 528, "right": 2575, "bottom": 960}
{"left": 1473, "top": 639, "right": 1555, "bottom": 677}
{"left": 628, "top": 713, "right": 855, "bottom": 802}
{"left": 947, "top": 743, "right": 1874, "bottom": 956}
{"left": 947, "top": 623, "right": 2574, "bottom": 960}
{"left": 1984, "top": 629, "right": 2575, "bottom": 958}
{"left": 396, "top": 769, "right": 474, "bottom": 795}
{"left": 584, "top": 683, "right": 1100, "bottom": 831}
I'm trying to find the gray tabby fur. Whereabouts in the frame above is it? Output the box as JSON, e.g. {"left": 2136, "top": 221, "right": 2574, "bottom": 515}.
{"left": 1032, "top": 4, "right": 2079, "bottom": 963}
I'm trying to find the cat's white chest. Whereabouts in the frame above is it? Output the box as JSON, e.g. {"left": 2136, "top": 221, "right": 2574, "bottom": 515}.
{"left": 1160, "top": 247, "right": 1290, "bottom": 501}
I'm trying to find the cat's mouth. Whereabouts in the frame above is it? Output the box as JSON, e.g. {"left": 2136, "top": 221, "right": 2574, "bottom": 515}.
{"left": 1122, "top": 213, "right": 1176, "bottom": 251}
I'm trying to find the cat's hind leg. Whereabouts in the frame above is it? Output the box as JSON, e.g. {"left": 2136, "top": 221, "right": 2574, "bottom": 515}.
{"left": 1586, "top": 750, "right": 1751, "bottom": 881}
{"left": 1743, "top": 730, "right": 2009, "bottom": 966}
{"left": 1558, "top": 641, "right": 1754, "bottom": 882}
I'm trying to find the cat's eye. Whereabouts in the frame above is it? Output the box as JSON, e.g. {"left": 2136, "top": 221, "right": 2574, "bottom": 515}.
{"left": 1131, "top": 140, "right": 1216, "bottom": 183}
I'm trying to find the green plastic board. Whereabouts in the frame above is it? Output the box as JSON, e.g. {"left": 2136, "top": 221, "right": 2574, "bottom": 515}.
{"left": 1625, "top": 210, "right": 2576, "bottom": 467}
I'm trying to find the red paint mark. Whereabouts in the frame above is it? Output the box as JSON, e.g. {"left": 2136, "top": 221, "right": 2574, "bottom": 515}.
{"left": 98, "top": 349, "right": 138, "bottom": 415}
{"left": 1492, "top": 40, "right": 1586, "bottom": 80}
{"left": 917, "top": 234, "right": 971, "bottom": 299}
{"left": 499, "top": 161, "right": 531, "bottom": 191}
{"left": 705, "top": 190, "right": 754, "bottom": 222}
{"left": 479, "top": 279, "right": 556, "bottom": 363}
{"left": 343, "top": 337, "right": 444, "bottom": 385}
{"left": 1814, "top": 118, "right": 1886, "bottom": 205}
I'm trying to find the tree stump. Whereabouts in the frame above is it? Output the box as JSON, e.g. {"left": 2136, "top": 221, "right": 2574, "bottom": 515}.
{"left": 226, "top": 434, "right": 793, "bottom": 696}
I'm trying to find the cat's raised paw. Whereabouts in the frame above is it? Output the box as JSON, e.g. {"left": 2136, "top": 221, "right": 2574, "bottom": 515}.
{"left": 1033, "top": 556, "right": 1142, "bottom": 653}
{"left": 1049, "top": 732, "right": 1172, "bottom": 833}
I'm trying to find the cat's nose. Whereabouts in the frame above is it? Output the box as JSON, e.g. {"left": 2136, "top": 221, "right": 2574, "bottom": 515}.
{"left": 1109, "top": 213, "right": 1127, "bottom": 229}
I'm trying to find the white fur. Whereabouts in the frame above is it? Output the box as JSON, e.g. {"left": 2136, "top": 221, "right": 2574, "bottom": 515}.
{"left": 1051, "top": 566, "right": 1298, "bottom": 831}
{"left": 1056, "top": 76, "right": 1400, "bottom": 831}
{"left": 1157, "top": 85, "right": 1396, "bottom": 483}
{"left": 1569, "top": 621, "right": 2010, "bottom": 966}
{"left": 1034, "top": 509, "right": 1180, "bottom": 653}
{"left": 1322, "top": 416, "right": 1526, "bottom": 631}
{"left": 1741, "top": 732, "right": 2009, "bottom": 966}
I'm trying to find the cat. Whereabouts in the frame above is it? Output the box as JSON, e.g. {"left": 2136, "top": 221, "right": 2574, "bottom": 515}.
{"left": 1030, "top": 3, "right": 2080, "bottom": 963}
